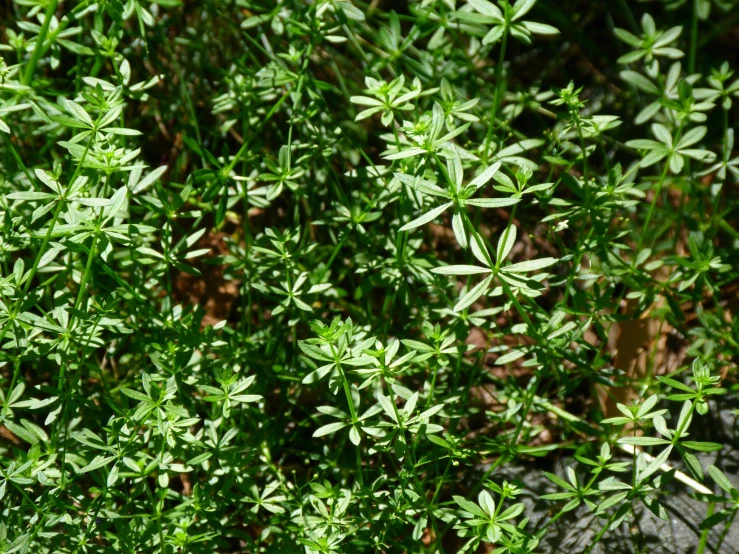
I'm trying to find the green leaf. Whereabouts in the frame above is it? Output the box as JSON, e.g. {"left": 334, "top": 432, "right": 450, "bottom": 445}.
{"left": 313, "top": 421, "right": 348, "bottom": 437}
{"left": 383, "top": 147, "right": 427, "bottom": 160}
{"left": 454, "top": 274, "right": 494, "bottom": 312}
{"left": 187, "top": 452, "right": 213, "bottom": 466}
{"left": 121, "top": 388, "right": 151, "bottom": 403}
{"left": 298, "top": 342, "right": 333, "bottom": 362}
{"left": 656, "top": 376, "right": 694, "bottom": 393}
{"left": 498, "top": 502, "right": 525, "bottom": 521}
{"left": 596, "top": 491, "right": 628, "bottom": 513}
{"left": 468, "top": 161, "right": 502, "bottom": 189}
{"left": 231, "top": 394, "right": 262, "bottom": 403}
{"left": 601, "top": 416, "right": 631, "bottom": 425}
{"left": 64, "top": 100, "right": 94, "bottom": 127}
{"left": 478, "top": 490, "right": 495, "bottom": 516}
{"left": 496, "top": 225, "right": 517, "bottom": 264}
{"left": 3, "top": 421, "right": 39, "bottom": 445}
{"left": 546, "top": 321, "right": 577, "bottom": 340}
{"left": 503, "top": 257, "right": 558, "bottom": 273}
{"left": 469, "top": 0, "right": 503, "bottom": 18}
{"left": 431, "top": 264, "right": 491, "bottom": 276}
{"left": 680, "top": 449, "right": 704, "bottom": 481}
{"left": 454, "top": 495, "right": 487, "bottom": 518}
{"left": 512, "top": 0, "right": 537, "bottom": 20}
{"left": 78, "top": 455, "right": 116, "bottom": 474}
{"left": 522, "top": 21, "right": 559, "bottom": 35}
{"left": 7, "top": 191, "right": 56, "bottom": 201}
{"left": 465, "top": 197, "right": 519, "bottom": 208}
{"left": 400, "top": 202, "right": 453, "bottom": 231}
{"left": 620, "top": 70, "right": 660, "bottom": 95}
{"left": 699, "top": 510, "right": 732, "bottom": 530}
{"left": 680, "top": 441, "right": 723, "bottom": 452}
{"left": 617, "top": 437, "right": 671, "bottom": 446}
{"left": 495, "top": 349, "right": 526, "bottom": 365}
{"left": 708, "top": 465, "right": 736, "bottom": 494}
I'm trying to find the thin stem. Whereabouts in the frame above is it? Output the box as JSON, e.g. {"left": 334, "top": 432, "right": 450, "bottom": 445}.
{"left": 696, "top": 501, "right": 714, "bottom": 554}
{"left": 636, "top": 161, "right": 670, "bottom": 254}
{"left": 715, "top": 510, "right": 737, "bottom": 553}
{"left": 0, "top": 200, "right": 64, "bottom": 346}
{"left": 585, "top": 508, "right": 621, "bottom": 554}
{"left": 688, "top": 0, "right": 698, "bottom": 74}
{"left": 56, "top": 233, "right": 100, "bottom": 485}
{"left": 329, "top": 342, "right": 363, "bottom": 486}
{"left": 2, "top": 134, "right": 35, "bottom": 185}
{"left": 483, "top": 30, "right": 509, "bottom": 162}
{"left": 224, "top": 90, "right": 290, "bottom": 176}
{"left": 164, "top": 38, "right": 203, "bottom": 149}
{"left": 21, "top": 0, "right": 59, "bottom": 85}
{"left": 616, "top": 0, "right": 640, "bottom": 33}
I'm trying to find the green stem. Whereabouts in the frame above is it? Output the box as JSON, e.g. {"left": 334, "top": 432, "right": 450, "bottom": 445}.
{"left": 467, "top": 454, "right": 507, "bottom": 498}
{"left": 696, "top": 501, "right": 714, "bottom": 554}
{"left": 585, "top": 507, "right": 621, "bottom": 554}
{"left": 635, "top": 161, "right": 670, "bottom": 254}
{"left": 573, "top": 112, "right": 590, "bottom": 191}
{"left": 21, "top": 0, "right": 59, "bottom": 86}
{"left": 710, "top": 109, "right": 729, "bottom": 229}
{"left": 715, "top": 510, "right": 737, "bottom": 553}
{"left": 74, "top": 235, "right": 98, "bottom": 312}
{"left": 0, "top": 466, "right": 41, "bottom": 512}
{"left": 689, "top": 0, "right": 698, "bottom": 74}
{"left": 508, "top": 371, "right": 542, "bottom": 450}
{"left": 329, "top": 343, "right": 363, "bottom": 486}
{"left": 561, "top": 227, "right": 595, "bottom": 307}
{"left": 483, "top": 30, "right": 509, "bottom": 162}
{"left": 314, "top": 147, "right": 390, "bottom": 284}
{"left": 616, "top": 0, "right": 640, "bottom": 33}
{"left": 2, "top": 134, "right": 35, "bottom": 184}
{"left": 316, "top": 230, "right": 351, "bottom": 283}
{"left": 0, "top": 112, "right": 100, "bottom": 419}
{"left": 534, "top": 498, "right": 573, "bottom": 540}
{"left": 164, "top": 38, "right": 203, "bottom": 148}
{"left": 224, "top": 90, "right": 290, "bottom": 176}
{"left": 0, "top": 200, "right": 64, "bottom": 346}
{"left": 56, "top": 234, "right": 98, "bottom": 484}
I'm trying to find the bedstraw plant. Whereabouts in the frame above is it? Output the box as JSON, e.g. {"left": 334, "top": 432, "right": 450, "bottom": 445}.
{"left": 1, "top": 0, "right": 738, "bottom": 553}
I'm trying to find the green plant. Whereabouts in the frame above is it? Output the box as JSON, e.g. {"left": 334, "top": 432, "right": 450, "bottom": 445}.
{"left": 1, "top": 0, "right": 738, "bottom": 553}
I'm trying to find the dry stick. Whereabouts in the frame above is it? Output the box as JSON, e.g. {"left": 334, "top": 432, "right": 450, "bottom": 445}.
{"left": 536, "top": 397, "right": 712, "bottom": 495}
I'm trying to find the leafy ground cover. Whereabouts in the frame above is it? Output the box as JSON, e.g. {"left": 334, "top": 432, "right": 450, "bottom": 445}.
{"left": 1, "top": 0, "right": 739, "bottom": 552}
